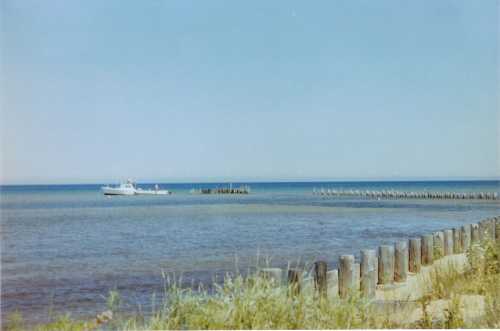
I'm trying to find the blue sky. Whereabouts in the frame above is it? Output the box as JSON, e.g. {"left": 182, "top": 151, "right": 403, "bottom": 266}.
{"left": 1, "top": 0, "right": 498, "bottom": 184}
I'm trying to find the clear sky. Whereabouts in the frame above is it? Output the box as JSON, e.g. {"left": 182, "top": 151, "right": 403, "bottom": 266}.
{"left": 1, "top": 0, "right": 498, "bottom": 184}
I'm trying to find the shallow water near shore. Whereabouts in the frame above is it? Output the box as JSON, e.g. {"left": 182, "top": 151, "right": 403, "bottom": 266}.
{"left": 1, "top": 180, "right": 499, "bottom": 324}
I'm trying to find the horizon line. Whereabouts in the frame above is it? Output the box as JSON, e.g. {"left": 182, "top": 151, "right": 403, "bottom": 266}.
{"left": 1, "top": 176, "right": 500, "bottom": 187}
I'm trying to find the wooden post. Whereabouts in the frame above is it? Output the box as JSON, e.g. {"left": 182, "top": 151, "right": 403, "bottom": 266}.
{"left": 444, "top": 229, "right": 453, "bottom": 255}
{"left": 394, "top": 241, "right": 408, "bottom": 282}
{"left": 409, "top": 238, "right": 421, "bottom": 273}
{"left": 314, "top": 261, "right": 328, "bottom": 297}
{"left": 453, "top": 228, "right": 461, "bottom": 253}
{"left": 339, "top": 255, "right": 355, "bottom": 298}
{"left": 478, "top": 220, "right": 493, "bottom": 242}
{"left": 288, "top": 269, "right": 302, "bottom": 296}
{"left": 378, "top": 245, "right": 395, "bottom": 285}
{"left": 327, "top": 270, "right": 339, "bottom": 298}
{"left": 433, "top": 231, "right": 444, "bottom": 259}
{"left": 260, "top": 268, "right": 283, "bottom": 286}
{"left": 460, "top": 224, "right": 471, "bottom": 251}
{"left": 487, "top": 219, "right": 496, "bottom": 241}
{"left": 471, "top": 223, "right": 480, "bottom": 244}
{"left": 421, "top": 234, "right": 433, "bottom": 265}
{"left": 360, "top": 249, "right": 377, "bottom": 298}
{"left": 479, "top": 220, "right": 485, "bottom": 242}
{"left": 354, "top": 263, "right": 360, "bottom": 291}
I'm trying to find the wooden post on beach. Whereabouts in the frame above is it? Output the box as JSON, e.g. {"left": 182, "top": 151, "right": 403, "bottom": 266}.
{"left": 394, "top": 241, "right": 408, "bottom": 282}
{"left": 444, "top": 230, "right": 453, "bottom": 255}
{"left": 479, "top": 220, "right": 486, "bottom": 242}
{"left": 409, "top": 238, "right": 421, "bottom": 273}
{"left": 378, "top": 245, "right": 395, "bottom": 285}
{"left": 471, "top": 224, "right": 480, "bottom": 244}
{"left": 486, "top": 219, "right": 496, "bottom": 241}
{"left": 421, "top": 234, "right": 433, "bottom": 265}
{"left": 460, "top": 225, "right": 471, "bottom": 251}
{"left": 478, "top": 219, "right": 495, "bottom": 242}
{"left": 339, "top": 255, "right": 355, "bottom": 298}
{"left": 360, "top": 249, "right": 377, "bottom": 297}
{"left": 453, "top": 228, "right": 462, "bottom": 253}
{"left": 314, "top": 261, "right": 328, "bottom": 297}
{"left": 433, "top": 231, "right": 444, "bottom": 259}
{"left": 260, "top": 268, "right": 283, "bottom": 286}
{"left": 354, "top": 263, "right": 360, "bottom": 291}
{"left": 327, "top": 270, "right": 339, "bottom": 298}
{"left": 288, "top": 269, "right": 302, "bottom": 296}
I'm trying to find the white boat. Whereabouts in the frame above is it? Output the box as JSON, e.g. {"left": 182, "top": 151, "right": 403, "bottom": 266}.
{"left": 101, "top": 180, "right": 136, "bottom": 196}
{"left": 102, "top": 181, "right": 172, "bottom": 196}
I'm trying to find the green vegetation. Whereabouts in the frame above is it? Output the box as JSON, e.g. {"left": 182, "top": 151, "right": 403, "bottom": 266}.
{"left": 5, "top": 240, "right": 500, "bottom": 330}
{"left": 423, "top": 238, "right": 500, "bottom": 328}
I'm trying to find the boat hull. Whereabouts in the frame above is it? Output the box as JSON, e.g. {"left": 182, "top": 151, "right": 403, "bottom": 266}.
{"left": 101, "top": 187, "right": 136, "bottom": 196}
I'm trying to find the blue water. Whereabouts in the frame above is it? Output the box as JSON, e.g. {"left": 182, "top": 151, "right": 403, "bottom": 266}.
{"left": 1, "top": 180, "right": 499, "bottom": 324}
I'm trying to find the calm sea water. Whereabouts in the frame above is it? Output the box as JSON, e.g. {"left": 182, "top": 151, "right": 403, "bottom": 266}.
{"left": 1, "top": 181, "right": 499, "bottom": 324}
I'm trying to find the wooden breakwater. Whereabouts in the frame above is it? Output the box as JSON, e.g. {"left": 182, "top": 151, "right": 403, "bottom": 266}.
{"left": 190, "top": 185, "right": 250, "bottom": 195}
{"left": 313, "top": 188, "right": 499, "bottom": 200}
{"left": 259, "top": 215, "right": 499, "bottom": 300}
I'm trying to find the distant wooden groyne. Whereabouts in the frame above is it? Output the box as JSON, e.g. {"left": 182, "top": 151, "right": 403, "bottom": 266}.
{"left": 258, "top": 216, "right": 500, "bottom": 301}
{"left": 190, "top": 185, "right": 250, "bottom": 195}
{"left": 312, "top": 188, "right": 499, "bottom": 200}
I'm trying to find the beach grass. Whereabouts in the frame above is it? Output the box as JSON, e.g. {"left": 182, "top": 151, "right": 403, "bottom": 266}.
{"left": 4, "top": 240, "right": 500, "bottom": 330}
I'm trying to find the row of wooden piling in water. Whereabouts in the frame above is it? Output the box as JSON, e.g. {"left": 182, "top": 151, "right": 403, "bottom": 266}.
{"left": 259, "top": 216, "right": 500, "bottom": 299}
{"left": 190, "top": 185, "right": 251, "bottom": 195}
{"left": 312, "top": 188, "right": 499, "bottom": 200}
